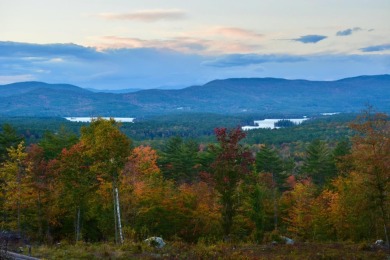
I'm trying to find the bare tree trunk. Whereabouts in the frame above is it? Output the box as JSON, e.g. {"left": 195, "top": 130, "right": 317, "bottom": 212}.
{"left": 378, "top": 195, "right": 389, "bottom": 248}
{"left": 115, "top": 187, "right": 124, "bottom": 244}
{"left": 112, "top": 182, "right": 118, "bottom": 244}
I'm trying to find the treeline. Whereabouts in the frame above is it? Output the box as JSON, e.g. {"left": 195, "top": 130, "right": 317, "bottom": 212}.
{"left": 0, "top": 113, "right": 355, "bottom": 146}
{"left": 0, "top": 111, "right": 388, "bottom": 246}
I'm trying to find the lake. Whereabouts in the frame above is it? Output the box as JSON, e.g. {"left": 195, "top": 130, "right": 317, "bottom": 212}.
{"left": 242, "top": 118, "right": 308, "bottom": 130}
{"left": 64, "top": 117, "right": 135, "bottom": 123}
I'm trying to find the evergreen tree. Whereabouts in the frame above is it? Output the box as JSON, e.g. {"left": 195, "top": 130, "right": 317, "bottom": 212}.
{"left": 0, "top": 124, "right": 23, "bottom": 163}
{"left": 159, "top": 137, "right": 199, "bottom": 183}
{"left": 39, "top": 126, "right": 78, "bottom": 160}
{"left": 301, "top": 139, "right": 335, "bottom": 186}
{"left": 256, "top": 145, "right": 285, "bottom": 230}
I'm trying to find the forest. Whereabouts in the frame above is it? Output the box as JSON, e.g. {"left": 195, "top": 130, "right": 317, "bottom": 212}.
{"left": 0, "top": 110, "right": 389, "bottom": 259}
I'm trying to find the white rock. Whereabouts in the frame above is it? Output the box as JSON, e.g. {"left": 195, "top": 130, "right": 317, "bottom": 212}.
{"left": 144, "top": 237, "right": 166, "bottom": 248}
{"left": 280, "top": 236, "right": 294, "bottom": 245}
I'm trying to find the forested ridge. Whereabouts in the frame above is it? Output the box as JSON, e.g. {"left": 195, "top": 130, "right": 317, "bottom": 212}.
{"left": 0, "top": 111, "right": 389, "bottom": 259}
{"left": 1, "top": 75, "right": 389, "bottom": 116}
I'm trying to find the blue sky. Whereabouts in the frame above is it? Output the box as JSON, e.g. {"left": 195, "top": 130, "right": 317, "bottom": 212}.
{"left": 1, "top": 0, "right": 389, "bottom": 89}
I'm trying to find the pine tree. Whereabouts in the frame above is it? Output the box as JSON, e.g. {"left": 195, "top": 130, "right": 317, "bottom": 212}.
{"left": 301, "top": 139, "right": 335, "bottom": 186}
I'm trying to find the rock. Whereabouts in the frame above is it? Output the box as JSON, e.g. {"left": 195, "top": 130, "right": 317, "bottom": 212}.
{"left": 370, "top": 239, "right": 388, "bottom": 251}
{"left": 374, "top": 239, "right": 384, "bottom": 246}
{"left": 144, "top": 237, "right": 166, "bottom": 249}
{"left": 280, "top": 236, "right": 294, "bottom": 245}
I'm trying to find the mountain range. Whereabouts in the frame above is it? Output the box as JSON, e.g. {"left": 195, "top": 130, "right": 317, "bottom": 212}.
{"left": 0, "top": 75, "right": 389, "bottom": 117}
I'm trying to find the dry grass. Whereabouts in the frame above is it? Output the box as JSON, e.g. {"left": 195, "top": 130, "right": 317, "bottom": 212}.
{"left": 26, "top": 241, "right": 389, "bottom": 259}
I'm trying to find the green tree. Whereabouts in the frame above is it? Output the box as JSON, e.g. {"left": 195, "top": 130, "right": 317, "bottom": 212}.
{"left": 39, "top": 126, "right": 78, "bottom": 160}
{"left": 332, "top": 139, "right": 352, "bottom": 175}
{"left": 0, "top": 124, "right": 23, "bottom": 162}
{"left": 301, "top": 139, "right": 335, "bottom": 186}
{"left": 159, "top": 137, "right": 199, "bottom": 183}
{"left": 256, "top": 145, "right": 285, "bottom": 230}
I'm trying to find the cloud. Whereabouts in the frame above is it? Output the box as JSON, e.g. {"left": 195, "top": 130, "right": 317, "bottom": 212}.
{"left": 203, "top": 54, "right": 306, "bottom": 67}
{"left": 99, "top": 9, "right": 186, "bottom": 22}
{"left": 293, "top": 35, "right": 327, "bottom": 44}
{"left": 336, "top": 27, "right": 362, "bottom": 36}
{"left": 96, "top": 36, "right": 209, "bottom": 53}
{"left": 0, "top": 41, "right": 100, "bottom": 60}
{"left": 214, "top": 27, "right": 263, "bottom": 39}
{"left": 0, "top": 74, "right": 35, "bottom": 84}
{"left": 360, "top": 43, "right": 390, "bottom": 52}
{"left": 94, "top": 35, "right": 261, "bottom": 54}
{"left": 1, "top": 41, "right": 389, "bottom": 90}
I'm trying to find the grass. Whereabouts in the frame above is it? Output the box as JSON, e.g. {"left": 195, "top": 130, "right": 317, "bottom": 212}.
{"left": 23, "top": 241, "right": 389, "bottom": 259}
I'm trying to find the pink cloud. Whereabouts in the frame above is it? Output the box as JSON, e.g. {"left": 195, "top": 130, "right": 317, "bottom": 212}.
{"left": 99, "top": 9, "right": 186, "bottom": 22}
{"left": 214, "top": 27, "right": 263, "bottom": 39}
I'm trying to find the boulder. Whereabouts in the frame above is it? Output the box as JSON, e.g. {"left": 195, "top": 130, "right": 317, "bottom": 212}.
{"left": 280, "top": 236, "right": 294, "bottom": 245}
{"left": 144, "top": 237, "right": 166, "bottom": 249}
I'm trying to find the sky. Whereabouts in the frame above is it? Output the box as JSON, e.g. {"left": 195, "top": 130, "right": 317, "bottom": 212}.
{"left": 1, "top": 0, "right": 389, "bottom": 89}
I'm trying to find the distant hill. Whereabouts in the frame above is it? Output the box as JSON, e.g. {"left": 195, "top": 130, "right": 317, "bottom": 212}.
{"left": 0, "top": 75, "right": 389, "bottom": 117}
{"left": 86, "top": 88, "right": 143, "bottom": 94}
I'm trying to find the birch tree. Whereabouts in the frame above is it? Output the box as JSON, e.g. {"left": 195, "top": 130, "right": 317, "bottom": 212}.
{"left": 80, "top": 118, "right": 131, "bottom": 244}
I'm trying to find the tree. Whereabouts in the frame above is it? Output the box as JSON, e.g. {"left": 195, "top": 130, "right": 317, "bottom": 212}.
{"left": 332, "top": 139, "right": 352, "bottom": 175}
{"left": 328, "top": 173, "right": 373, "bottom": 241}
{"left": 25, "top": 144, "right": 49, "bottom": 241}
{"left": 80, "top": 118, "right": 131, "bottom": 244}
{"left": 0, "top": 142, "right": 29, "bottom": 233}
{"left": 58, "top": 142, "right": 97, "bottom": 242}
{"left": 211, "top": 127, "right": 254, "bottom": 237}
{"left": 256, "top": 145, "right": 284, "bottom": 230}
{"left": 39, "top": 126, "right": 78, "bottom": 160}
{"left": 349, "top": 111, "right": 390, "bottom": 246}
{"left": 126, "top": 145, "right": 160, "bottom": 179}
{"left": 301, "top": 139, "right": 335, "bottom": 186}
{"left": 284, "top": 180, "right": 316, "bottom": 240}
{"left": 159, "top": 137, "right": 199, "bottom": 183}
{"left": 248, "top": 178, "right": 270, "bottom": 243}
{"left": 0, "top": 124, "right": 23, "bottom": 163}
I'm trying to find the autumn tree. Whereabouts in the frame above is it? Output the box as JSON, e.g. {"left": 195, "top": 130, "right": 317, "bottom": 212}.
{"left": 211, "top": 127, "right": 254, "bottom": 238}
{"left": 80, "top": 118, "right": 131, "bottom": 244}
{"left": 328, "top": 173, "right": 373, "bottom": 241}
{"left": 58, "top": 142, "right": 98, "bottom": 242}
{"left": 0, "top": 142, "right": 29, "bottom": 233}
{"left": 349, "top": 111, "right": 390, "bottom": 246}
{"left": 284, "top": 180, "right": 316, "bottom": 240}
{"left": 121, "top": 145, "right": 161, "bottom": 233}
{"left": 25, "top": 144, "right": 50, "bottom": 241}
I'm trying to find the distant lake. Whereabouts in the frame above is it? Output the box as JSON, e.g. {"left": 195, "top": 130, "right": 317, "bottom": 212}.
{"left": 242, "top": 118, "right": 308, "bottom": 130}
{"left": 64, "top": 117, "right": 135, "bottom": 123}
